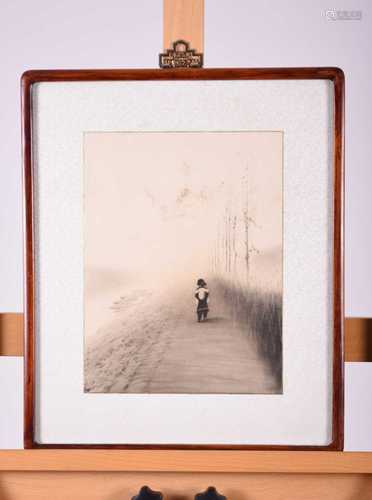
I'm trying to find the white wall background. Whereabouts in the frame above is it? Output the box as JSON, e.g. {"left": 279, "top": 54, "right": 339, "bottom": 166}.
{"left": 1, "top": 0, "right": 371, "bottom": 449}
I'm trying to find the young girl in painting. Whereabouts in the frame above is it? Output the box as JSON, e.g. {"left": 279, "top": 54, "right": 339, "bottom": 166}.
{"left": 195, "top": 279, "right": 209, "bottom": 322}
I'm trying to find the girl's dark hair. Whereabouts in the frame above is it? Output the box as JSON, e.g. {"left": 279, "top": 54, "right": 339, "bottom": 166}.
{"left": 197, "top": 278, "right": 206, "bottom": 287}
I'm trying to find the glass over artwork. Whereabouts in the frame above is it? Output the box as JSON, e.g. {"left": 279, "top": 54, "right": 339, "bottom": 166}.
{"left": 84, "top": 131, "right": 283, "bottom": 394}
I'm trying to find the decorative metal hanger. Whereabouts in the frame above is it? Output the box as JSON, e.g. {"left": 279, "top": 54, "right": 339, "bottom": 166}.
{"left": 159, "top": 39, "right": 203, "bottom": 68}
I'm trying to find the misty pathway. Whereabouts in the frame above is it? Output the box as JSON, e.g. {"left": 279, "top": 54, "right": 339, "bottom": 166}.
{"left": 85, "top": 286, "right": 278, "bottom": 394}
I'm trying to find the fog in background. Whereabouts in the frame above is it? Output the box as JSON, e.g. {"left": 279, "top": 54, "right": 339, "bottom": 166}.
{"left": 84, "top": 131, "right": 282, "bottom": 338}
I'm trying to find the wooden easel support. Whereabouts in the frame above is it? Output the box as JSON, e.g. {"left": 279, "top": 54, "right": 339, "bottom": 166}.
{"left": 0, "top": 0, "right": 370, "bottom": 361}
{"left": 1, "top": 313, "right": 370, "bottom": 360}
{"left": 163, "top": 0, "right": 204, "bottom": 53}
{"left": 0, "top": 2, "right": 372, "bottom": 499}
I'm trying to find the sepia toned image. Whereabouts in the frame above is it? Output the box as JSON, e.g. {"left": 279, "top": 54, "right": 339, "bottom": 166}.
{"left": 84, "top": 131, "right": 283, "bottom": 394}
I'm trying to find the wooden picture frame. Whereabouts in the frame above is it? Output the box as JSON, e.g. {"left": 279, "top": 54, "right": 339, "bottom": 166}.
{"left": 22, "top": 67, "right": 344, "bottom": 450}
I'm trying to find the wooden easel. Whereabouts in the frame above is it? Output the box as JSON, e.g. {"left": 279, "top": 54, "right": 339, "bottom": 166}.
{"left": 1, "top": 1, "right": 372, "bottom": 497}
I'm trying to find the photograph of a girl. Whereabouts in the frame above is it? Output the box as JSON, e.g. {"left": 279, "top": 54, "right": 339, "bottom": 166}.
{"left": 84, "top": 131, "right": 283, "bottom": 394}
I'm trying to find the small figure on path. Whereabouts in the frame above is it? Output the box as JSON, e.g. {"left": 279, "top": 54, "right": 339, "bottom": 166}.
{"left": 195, "top": 278, "right": 209, "bottom": 322}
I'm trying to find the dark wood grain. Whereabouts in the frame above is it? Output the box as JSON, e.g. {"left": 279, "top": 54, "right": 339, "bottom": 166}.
{"left": 332, "top": 68, "right": 345, "bottom": 451}
{"left": 22, "top": 67, "right": 344, "bottom": 450}
{"left": 22, "top": 70, "right": 35, "bottom": 450}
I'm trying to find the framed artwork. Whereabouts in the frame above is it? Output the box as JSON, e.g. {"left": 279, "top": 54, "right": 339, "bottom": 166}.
{"left": 22, "top": 67, "right": 344, "bottom": 449}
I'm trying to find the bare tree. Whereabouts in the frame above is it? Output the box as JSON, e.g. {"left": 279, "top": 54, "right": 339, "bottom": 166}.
{"left": 232, "top": 215, "right": 237, "bottom": 275}
{"left": 224, "top": 207, "right": 228, "bottom": 274}
{"left": 242, "top": 165, "right": 259, "bottom": 284}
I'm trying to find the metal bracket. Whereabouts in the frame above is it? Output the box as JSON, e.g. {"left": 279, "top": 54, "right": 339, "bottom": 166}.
{"left": 159, "top": 39, "right": 203, "bottom": 68}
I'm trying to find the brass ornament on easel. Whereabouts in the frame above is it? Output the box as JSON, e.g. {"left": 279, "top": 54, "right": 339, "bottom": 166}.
{"left": 159, "top": 39, "right": 203, "bottom": 68}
